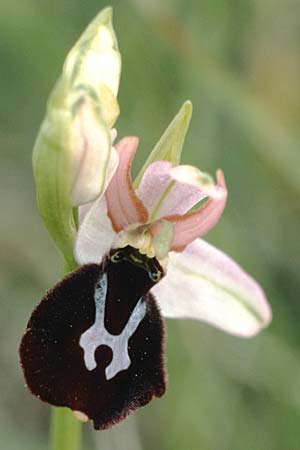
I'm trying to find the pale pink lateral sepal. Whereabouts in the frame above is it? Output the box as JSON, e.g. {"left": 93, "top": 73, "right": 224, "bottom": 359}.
{"left": 151, "top": 239, "right": 272, "bottom": 337}
{"left": 105, "top": 137, "right": 149, "bottom": 232}
{"left": 74, "top": 196, "right": 116, "bottom": 265}
{"left": 137, "top": 161, "right": 206, "bottom": 219}
{"left": 158, "top": 170, "right": 228, "bottom": 251}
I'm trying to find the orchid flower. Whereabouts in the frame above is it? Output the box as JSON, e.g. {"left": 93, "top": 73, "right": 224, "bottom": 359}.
{"left": 75, "top": 134, "right": 271, "bottom": 338}
{"left": 19, "top": 7, "right": 271, "bottom": 433}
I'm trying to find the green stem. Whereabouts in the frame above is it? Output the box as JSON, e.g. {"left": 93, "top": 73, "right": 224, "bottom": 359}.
{"left": 50, "top": 257, "right": 81, "bottom": 450}
{"left": 50, "top": 407, "right": 82, "bottom": 450}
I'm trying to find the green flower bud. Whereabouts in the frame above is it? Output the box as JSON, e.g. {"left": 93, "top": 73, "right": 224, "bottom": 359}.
{"left": 32, "top": 7, "right": 121, "bottom": 267}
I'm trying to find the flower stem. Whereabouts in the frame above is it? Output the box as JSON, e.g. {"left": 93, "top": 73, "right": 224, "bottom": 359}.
{"left": 50, "top": 407, "right": 82, "bottom": 450}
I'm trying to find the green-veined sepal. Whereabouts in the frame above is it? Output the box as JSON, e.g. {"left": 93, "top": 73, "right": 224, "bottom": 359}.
{"left": 134, "top": 101, "right": 192, "bottom": 187}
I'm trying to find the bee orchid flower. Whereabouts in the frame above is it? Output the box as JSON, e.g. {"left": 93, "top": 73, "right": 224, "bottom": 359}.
{"left": 20, "top": 131, "right": 271, "bottom": 430}
{"left": 19, "top": 6, "right": 271, "bottom": 433}
{"left": 75, "top": 133, "right": 271, "bottom": 340}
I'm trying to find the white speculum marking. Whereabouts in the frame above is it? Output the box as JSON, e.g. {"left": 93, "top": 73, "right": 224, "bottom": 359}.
{"left": 79, "top": 272, "right": 146, "bottom": 380}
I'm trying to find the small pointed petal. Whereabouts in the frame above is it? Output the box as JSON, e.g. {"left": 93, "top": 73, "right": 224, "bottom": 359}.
{"left": 74, "top": 197, "right": 116, "bottom": 265}
{"left": 134, "top": 101, "right": 192, "bottom": 187}
{"left": 151, "top": 239, "right": 272, "bottom": 337}
{"left": 105, "top": 137, "right": 148, "bottom": 232}
{"left": 161, "top": 170, "right": 228, "bottom": 251}
{"left": 137, "top": 161, "right": 206, "bottom": 220}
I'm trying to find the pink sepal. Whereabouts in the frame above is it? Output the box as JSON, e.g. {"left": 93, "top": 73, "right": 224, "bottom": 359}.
{"left": 137, "top": 161, "right": 206, "bottom": 219}
{"left": 151, "top": 170, "right": 227, "bottom": 251}
{"left": 151, "top": 239, "right": 271, "bottom": 337}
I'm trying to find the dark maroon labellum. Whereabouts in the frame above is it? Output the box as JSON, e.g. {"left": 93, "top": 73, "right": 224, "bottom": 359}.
{"left": 19, "top": 246, "right": 167, "bottom": 430}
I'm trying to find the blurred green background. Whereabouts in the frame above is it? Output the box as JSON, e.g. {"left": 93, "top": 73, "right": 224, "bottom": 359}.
{"left": 1, "top": 0, "right": 300, "bottom": 449}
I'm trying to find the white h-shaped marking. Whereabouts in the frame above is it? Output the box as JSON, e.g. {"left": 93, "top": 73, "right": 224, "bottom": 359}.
{"left": 79, "top": 272, "right": 146, "bottom": 380}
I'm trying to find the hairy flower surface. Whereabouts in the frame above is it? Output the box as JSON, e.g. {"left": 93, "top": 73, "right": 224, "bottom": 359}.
{"left": 19, "top": 6, "right": 271, "bottom": 431}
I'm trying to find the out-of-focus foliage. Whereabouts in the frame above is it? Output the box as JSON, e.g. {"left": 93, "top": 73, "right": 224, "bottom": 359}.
{"left": 1, "top": 1, "right": 299, "bottom": 449}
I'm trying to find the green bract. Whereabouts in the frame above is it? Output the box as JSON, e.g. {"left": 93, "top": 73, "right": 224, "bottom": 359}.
{"left": 32, "top": 7, "right": 121, "bottom": 267}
